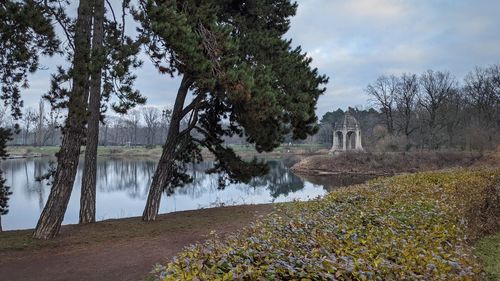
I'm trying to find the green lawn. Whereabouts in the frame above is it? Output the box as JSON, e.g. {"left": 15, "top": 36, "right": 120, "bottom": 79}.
{"left": 475, "top": 234, "right": 500, "bottom": 281}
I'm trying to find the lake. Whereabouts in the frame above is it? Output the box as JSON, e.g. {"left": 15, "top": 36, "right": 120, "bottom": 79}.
{"left": 1, "top": 157, "right": 375, "bottom": 231}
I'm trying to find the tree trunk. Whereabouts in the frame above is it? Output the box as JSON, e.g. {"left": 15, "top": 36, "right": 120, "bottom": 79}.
{"left": 142, "top": 75, "right": 191, "bottom": 221}
{"left": 32, "top": 0, "right": 92, "bottom": 239}
{"left": 80, "top": 0, "right": 104, "bottom": 224}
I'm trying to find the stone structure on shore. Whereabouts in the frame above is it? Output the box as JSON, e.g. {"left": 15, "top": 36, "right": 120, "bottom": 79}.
{"left": 330, "top": 112, "right": 364, "bottom": 153}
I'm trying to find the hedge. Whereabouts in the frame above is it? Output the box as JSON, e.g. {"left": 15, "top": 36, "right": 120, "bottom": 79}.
{"left": 151, "top": 168, "right": 500, "bottom": 280}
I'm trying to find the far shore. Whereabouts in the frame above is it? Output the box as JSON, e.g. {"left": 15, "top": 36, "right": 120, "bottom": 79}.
{"left": 4, "top": 144, "right": 327, "bottom": 160}
{"left": 291, "top": 150, "right": 499, "bottom": 176}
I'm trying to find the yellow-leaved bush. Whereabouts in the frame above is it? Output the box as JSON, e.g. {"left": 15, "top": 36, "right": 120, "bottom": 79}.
{"left": 151, "top": 168, "right": 500, "bottom": 280}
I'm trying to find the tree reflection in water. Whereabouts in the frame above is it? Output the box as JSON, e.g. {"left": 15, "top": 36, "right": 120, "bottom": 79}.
{"left": 2, "top": 158, "right": 380, "bottom": 203}
{"left": 296, "top": 173, "right": 381, "bottom": 192}
{"left": 248, "top": 161, "right": 304, "bottom": 198}
{"left": 1, "top": 157, "right": 375, "bottom": 230}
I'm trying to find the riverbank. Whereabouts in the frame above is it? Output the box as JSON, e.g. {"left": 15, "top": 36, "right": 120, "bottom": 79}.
{"left": 5, "top": 144, "right": 326, "bottom": 159}
{"left": 0, "top": 204, "right": 273, "bottom": 281}
{"left": 291, "top": 150, "right": 493, "bottom": 176}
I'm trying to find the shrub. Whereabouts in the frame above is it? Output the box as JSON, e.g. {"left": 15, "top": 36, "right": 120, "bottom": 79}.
{"left": 151, "top": 169, "right": 500, "bottom": 280}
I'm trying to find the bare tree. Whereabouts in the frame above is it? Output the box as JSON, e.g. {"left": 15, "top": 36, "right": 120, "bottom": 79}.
{"left": 0, "top": 106, "right": 7, "bottom": 127}
{"left": 45, "top": 109, "right": 62, "bottom": 146}
{"left": 159, "top": 108, "right": 172, "bottom": 140}
{"left": 394, "top": 73, "right": 418, "bottom": 140}
{"left": 463, "top": 65, "right": 500, "bottom": 149}
{"left": 419, "top": 70, "right": 456, "bottom": 149}
{"left": 125, "top": 110, "right": 141, "bottom": 145}
{"left": 33, "top": 100, "right": 46, "bottom": 147}
{"left": 23, "top": 108, "right": 37, "bottom": 146}
{"left": 366, "top": 75, "right": 398, "bottom": 134}
{"left": 142, "top": 107, "right": 160, "bottom": 145}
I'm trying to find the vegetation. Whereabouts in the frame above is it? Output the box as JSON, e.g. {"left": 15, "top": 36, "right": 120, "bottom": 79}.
{"left": 5, "top": 144, "right": 325, "bottom": 159}
{"left": 474, "top": 234, "right": 500, "bottom": 281}
{"left": 32, "top": 0, "right": 145, "bottom": 239}
{"left": 150, "top": 168, "right": 500, "bottom": 280}
{"left": 0, "top": 0, "right": 59, "bottom": 232}
{"left": 291, "top": 151, "right": 483, "bottom": 175}
{"left": 135, "top": 0, "right": 327, "bottom": 221}
{"left": 315, "top": 66, "right": 500, "bottom": 152}
{"left": 1, "top": 0, "right": 327, "bottom": 238}
{"left": 0, "top": 128, "right": 12, "bottom": 231}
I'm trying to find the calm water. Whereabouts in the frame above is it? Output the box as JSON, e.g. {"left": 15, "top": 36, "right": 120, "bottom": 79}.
{"left": 1, "top": 157, "right": 375, "bottom": 231}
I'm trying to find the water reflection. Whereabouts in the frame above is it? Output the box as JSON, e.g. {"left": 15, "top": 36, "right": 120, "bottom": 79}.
{"left": 296, "top": 173, "right": 380, "bottom": 192}
{"left": 2, "top": 158, "right": 329, "bottom": 230}
{"left": 248, "top": 161, "right": 305, "bottom": 198}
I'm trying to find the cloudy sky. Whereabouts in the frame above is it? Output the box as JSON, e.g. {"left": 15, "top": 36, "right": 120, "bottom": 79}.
{"left": 23, "top": 0, "right": 500, "bottom": 118}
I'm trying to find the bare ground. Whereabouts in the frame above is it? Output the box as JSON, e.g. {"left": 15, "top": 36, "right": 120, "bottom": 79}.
{"left": 0, "top": 204, "right": 273, "bottom": 281}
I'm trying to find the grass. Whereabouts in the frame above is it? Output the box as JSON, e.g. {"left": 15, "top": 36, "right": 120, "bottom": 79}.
{"left": 6, "top": 145, "right": 164, "bottom": 158}
{"left": 475, "top": 234, "right": 500, "bottom": 281}
{"left": 6, "top": 144, "right": 326, "bottom": 159}
{"left": 0, "top": 204, "right": 272, "bottom": 252}
{"left": 150, "top": 168, "right": 500, "bottom": 280}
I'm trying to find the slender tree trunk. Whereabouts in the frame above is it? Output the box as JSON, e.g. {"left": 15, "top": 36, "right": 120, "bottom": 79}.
{"left": 142, "top": 75, "right": 191, "bottom": 221}
{"left": 80, "top": 0, "right": 104, "bottom": 224}
{"left": 33, "top": 0, "right": 92, "bottom": 239}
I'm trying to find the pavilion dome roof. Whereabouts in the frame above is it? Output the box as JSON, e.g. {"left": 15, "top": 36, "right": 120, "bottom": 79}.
{"left": 334, "top": 112, "right": 360, "bottom": 131}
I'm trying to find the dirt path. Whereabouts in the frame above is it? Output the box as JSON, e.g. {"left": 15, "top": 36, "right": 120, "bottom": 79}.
{"left": 0, "top": 204, "right": 273, "bottom": 281}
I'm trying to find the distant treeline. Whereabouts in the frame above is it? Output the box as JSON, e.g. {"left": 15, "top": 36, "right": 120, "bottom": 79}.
{"left": 317, "top": 65, "right": 500, "bottom": 152}
{"left": 1, "top": 105, "right": 174, "bottom": 147}
{"left": 3, "top": 65, "right": 499, "bottom": 151}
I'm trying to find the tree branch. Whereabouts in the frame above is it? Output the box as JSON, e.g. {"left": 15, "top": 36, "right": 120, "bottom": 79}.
{"left": 105, "top": 0, "right": 117, "bottom": 23}
{"left": 180, "top": 94, "right": 205, "bottom": 119}
{"left": 178, "top": 103, "right": 200, "bottom": 139}
{"left": 44, "top": 0, "right": 74, "bottom": 51}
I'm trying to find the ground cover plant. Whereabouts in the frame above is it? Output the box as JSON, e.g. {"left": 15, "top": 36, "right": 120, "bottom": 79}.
{"left": 150, "top": 168, "right": 500, "bottom": 280}
{"left": 474, "top": 234, "right": 500, "bottom": 280}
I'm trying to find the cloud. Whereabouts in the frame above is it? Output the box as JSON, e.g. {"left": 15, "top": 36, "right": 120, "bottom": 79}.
{"left": 17, "top": 0, "right": 500, "bottom": 121}
{"left": 285, "top": 0, "right": 500, "bottom": 118}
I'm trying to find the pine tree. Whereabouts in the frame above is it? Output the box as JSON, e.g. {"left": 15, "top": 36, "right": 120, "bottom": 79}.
{"left": 34, "top": 0, "right": 145, "bottom": 237}
{"left": 79, "top": 0, "right": 105, "bottom": 224}
{"left": 0, "top": 0, "right": 59, "bottom": 231}
{"left": 0, "top": 128, "right": 13, "bottom": 232}
{"left": 32, "top": 0, "right": 94, "bottom": 239}
{"left": 135, "top": 0, "right": 328, "bottom": 221}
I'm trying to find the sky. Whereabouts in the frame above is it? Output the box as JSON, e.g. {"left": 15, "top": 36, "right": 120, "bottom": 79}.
{"left": 21, "top": 0, "right": 500, "bottom": 119}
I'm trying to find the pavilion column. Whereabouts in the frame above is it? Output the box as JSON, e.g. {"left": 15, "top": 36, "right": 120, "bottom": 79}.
{"left": 356, "top": 130, "right": 363, "bottom": 150}
{"left": 342, "top": 129, "right": 347, "bottom": 151}
{"left": 332, "top": 131, "right": 338, "bottom": 151}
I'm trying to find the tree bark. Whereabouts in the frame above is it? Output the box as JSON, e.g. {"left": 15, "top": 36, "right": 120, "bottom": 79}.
{"left": 142, "top": 75, "right": 191, "bottom": 221}
{"left": 33, "top": 0, "right": 92, "bottom": 239}
{"left": 80, "top": 0, "right": 104, "bottom": 224}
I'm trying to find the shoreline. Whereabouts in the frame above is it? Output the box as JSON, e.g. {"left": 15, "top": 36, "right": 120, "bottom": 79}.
{"left": 0, "top": 203, "right": 275, "bottom": 250}
{"left": 0, "top": 204, "right": 273, "bottom": 281}
{"left": 291, "top": 151, "right": 490, "bottom": 176}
